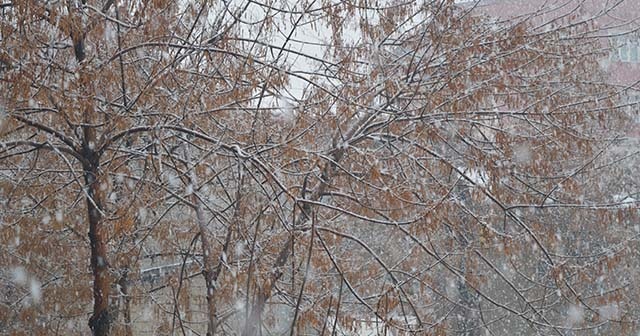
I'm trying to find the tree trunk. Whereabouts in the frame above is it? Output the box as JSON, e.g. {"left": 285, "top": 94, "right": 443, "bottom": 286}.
{"left": 119, "top": 269, "right": 133, "bottom": 336}
{"left": 455, "top": 256, "right": 480, "bottom": 336}
{"left": 242, "top": 236, "right": 294, "bottom": 336}
{"left": 242, "top": 291, "right": 267, "bottom": 336}
{"left": 189, "top": 169, "right": 219, "bottom": 335}
{"left": 83, "top": 129, "right": 112, "bottom": 336}
{"left": 240, "top": 147, "right": 344, "bottom": 336}
{"left": 195, "top": 203, "right": 219, "bottom": 336}
{"left": 454, "top": 221, "right": 480, "bottom": 336}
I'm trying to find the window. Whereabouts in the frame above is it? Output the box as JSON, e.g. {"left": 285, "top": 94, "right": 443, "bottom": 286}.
{"left": 621, "top": 93, "right": 640, "bottom": 123}
{"left": 619, "top": 37, "right": 629, "bottom": 61}
{"left": 631, "top": 41, "right": 639, "bottom": 63}
{"left": 631, "top": 95, "right": 640, "bottom": 124}
{"left": 611, "top": 35, "right": 640, "bottom": 63}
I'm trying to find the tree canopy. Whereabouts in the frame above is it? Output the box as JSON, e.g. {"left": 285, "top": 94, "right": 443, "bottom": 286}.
{"left": 1, "top": 0, "right": 639, "bottom": 335}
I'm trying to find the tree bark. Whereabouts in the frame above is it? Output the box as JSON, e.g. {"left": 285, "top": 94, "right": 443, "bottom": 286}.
{"left": 195, "top": 202, "right": 220, "bottom": 336}
{"left": 83, "top": 128, "right": 112, "bottom": 336}
{"left": 119, "top": 269, "right": 133, "bottom": 336}
{"left": 186, "top": 152, "right": 220, "bottom": 336}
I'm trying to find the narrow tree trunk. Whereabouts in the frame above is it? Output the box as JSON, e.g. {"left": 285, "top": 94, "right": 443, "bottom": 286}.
{"left": 119, "top": 269, "right": 133, "bottom": 336}
{"left": 242, "top": 237, "right": 294, "bottom": 336}
{"left": 194, "top": 202, "right": 220, "bottom": 336}
{"left": 86, "top": 170, "right": 111, "bottom": 335}
{"left": 83, "top": 128, "right": 112, "bottom": 336}
{"left": 454, "top": 221, "right": 480, "bottom": 336}
{"left": 70, "top": 12, "right": 114, "bottom": 334}
{"left": 186, "top": 150, "right": 219, "bottom": 335}
{"left": 242, "top": 291, "right": 267, "bottom": 336}
{"left": 456, "top": 256, "right": 480, "bottom": 336}
{"left": 241, "top": 147, "right": 345, "bottom": 336}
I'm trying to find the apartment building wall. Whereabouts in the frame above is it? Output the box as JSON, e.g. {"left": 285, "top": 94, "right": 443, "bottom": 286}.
{"left": 473, "top": 0, "right": 639, "bottom": 81}
{"left": 471, "top": 0, "right": 640, "bottom": 136}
